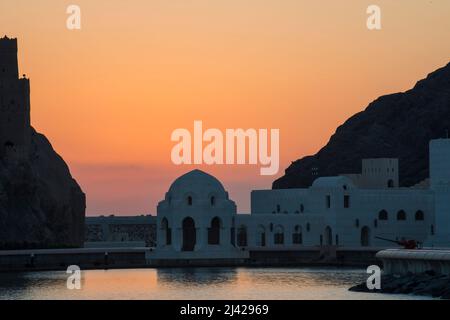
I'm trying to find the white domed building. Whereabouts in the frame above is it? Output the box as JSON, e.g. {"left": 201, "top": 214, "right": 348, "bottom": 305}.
{"left": 148, "top": 139, "right": 450, "bottom": 264}
{"left": 153, "top": 170, "right": 248, "bottom": 260}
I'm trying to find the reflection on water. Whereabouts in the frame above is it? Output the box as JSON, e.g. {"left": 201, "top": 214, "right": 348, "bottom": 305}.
{"left": 0, "top": 267, "right": 431, "bottom": 300}
{"left": 157, "top": 268, "right": 238, "bottom": 286}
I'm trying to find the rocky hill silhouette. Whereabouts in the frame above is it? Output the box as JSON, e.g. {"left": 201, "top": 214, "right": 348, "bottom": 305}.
{"left": 0, "top": 129, "right": 86, "bottom": 249}
{"left": 273, "top": 62, "right": 450, "bottom": 189}
{"left": 0, "top": 37, "right": 85, "bottom": 249}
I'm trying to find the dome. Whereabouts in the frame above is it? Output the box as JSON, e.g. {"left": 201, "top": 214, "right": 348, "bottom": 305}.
{"left": 167, "top": 170, "right": 227, "bottom": 199}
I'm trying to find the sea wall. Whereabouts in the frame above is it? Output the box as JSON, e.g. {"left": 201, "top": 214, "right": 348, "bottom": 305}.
{"left": 350, "top": 249, "right": 450, "bottom": 299}
{"left": 0, "top": 248, "right": 149, "bottom": 272}
{"left": 376, "top": 249, "right": 450, "bottom": 275}
{"left": 0, "top": 247, "right": 381, "bottom": 272}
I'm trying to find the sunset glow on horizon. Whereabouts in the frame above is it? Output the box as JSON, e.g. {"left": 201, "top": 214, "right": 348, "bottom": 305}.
{"left": 1, "top": 0, "right": 449, "bottom": 215}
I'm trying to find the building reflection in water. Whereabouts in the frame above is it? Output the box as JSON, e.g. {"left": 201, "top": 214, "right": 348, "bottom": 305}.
{"left": 157, "top": 267, "right": 237, "bottom": 286}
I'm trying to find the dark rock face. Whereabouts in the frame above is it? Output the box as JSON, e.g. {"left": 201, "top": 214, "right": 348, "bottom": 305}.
{"left": 0, "top": 128, "right": 86, "bottom": 249}
{"left": 273, "top": 62, "right": 450, "bottom": 189}
{"left": 349, "top": 272, "right": 450, "bottom": 299}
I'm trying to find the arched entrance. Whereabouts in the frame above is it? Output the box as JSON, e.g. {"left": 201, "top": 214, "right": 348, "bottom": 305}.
{"left": 361, "top": 226, "right": 370, "bottom": 247}
{"left": 237, "top": 225, "right": 247, "bottom": 247}
{"left": 256, "top": 225, "right": 266, "bottom": 247}
{"left": 324, "top": 226, "right": 332, "bottom": 246}
{"left": 182, "top": 217, "right": 196, "bottom": 251}
{"left": 208, "top": 217, "right": 221, "bottom": 245}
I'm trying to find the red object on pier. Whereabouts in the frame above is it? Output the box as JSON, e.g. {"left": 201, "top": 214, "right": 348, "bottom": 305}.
{"left": 375, "top": 236, "right": 420, "bottom": 249}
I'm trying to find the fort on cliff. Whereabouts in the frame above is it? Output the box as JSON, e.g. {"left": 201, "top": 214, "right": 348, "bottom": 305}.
{"left": 0, "top": 36, "right": 85, "bottom": 249}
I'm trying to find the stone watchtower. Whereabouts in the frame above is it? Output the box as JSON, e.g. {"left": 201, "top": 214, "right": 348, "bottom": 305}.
{"left": 0, "top": 36, "right": 31, "bottom": 158}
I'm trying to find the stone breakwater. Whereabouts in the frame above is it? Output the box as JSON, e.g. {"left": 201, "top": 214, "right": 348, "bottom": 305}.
{"left": 349, "top": 271, "right": 450, "bottom": 299}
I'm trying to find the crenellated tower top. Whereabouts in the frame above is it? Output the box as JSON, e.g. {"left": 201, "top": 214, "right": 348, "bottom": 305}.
{"left": 0, "top": 36, "right": 19, "bottom": 80}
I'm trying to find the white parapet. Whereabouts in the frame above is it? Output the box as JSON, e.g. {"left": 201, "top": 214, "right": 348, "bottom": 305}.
{"left": 376, "top": 249, "right": 450, "bottom": 275}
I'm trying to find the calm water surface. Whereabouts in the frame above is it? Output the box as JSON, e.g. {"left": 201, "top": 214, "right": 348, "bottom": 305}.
{"left": 0, "top": 267, "right": 431, "bottom": 300}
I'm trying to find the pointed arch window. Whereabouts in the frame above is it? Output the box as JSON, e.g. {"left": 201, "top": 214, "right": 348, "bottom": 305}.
{"left": 237, "top": 225, "right": 248, "bottom": 247}
{"left": 293, "top": 225, "right": 303, "bottom": 244}
{"left": 274, "top": 225, "right": 285, "bottom": 245}
{"left": 415, "top": 210, "right": 424, "bottom": 221}
{"left": 378, "top": 210, "right": 388, "bottom": 220}
{"left": 397, "top": 210, "right": 406, "bottom": 221}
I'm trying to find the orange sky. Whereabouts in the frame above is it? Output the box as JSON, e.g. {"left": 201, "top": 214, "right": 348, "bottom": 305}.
{"left": 1, "top": 0, "right": 449, "bottom": 215}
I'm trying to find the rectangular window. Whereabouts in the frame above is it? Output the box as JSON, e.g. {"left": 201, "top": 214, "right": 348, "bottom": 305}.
{"left": 326, "top": 195, "right": 331, "bottom": 209}
{"left": 344, "top": 195, "right": 350, "bottom": 208}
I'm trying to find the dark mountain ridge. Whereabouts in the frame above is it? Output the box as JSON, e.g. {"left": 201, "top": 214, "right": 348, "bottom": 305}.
{"left": 273, "top": 62, "right": 450, "bottom": 189}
